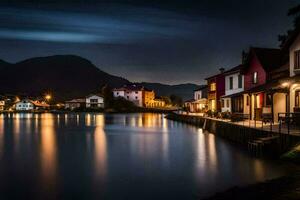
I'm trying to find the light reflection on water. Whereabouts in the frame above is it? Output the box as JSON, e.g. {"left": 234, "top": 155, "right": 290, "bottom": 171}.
{"left": 0, "top": 113, "right": 293, "bottom": 199}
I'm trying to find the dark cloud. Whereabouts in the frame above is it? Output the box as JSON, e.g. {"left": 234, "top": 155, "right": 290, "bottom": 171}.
{"left": 0, "top": 0, "right": 297, "bottom": 84}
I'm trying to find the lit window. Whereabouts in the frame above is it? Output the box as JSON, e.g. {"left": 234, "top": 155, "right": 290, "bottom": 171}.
{"left": 253, "top": 72, "right": 258, "bottom": 84}
{"left": 226, "top": 99, "right": 230, "bottom": 107}
{"left": 210, "top": 83, "right": 216, "bottom": 91}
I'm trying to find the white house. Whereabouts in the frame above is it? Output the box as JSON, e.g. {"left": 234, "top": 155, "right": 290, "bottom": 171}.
{"left": 184, "top": 85, "right": 208, "bottom": 113}
{"left": 113, "top": 84, "right": 154, "bottom": 107}
{"left": 65, "top": 98, "right": 86, "bottom": 110}
{"left": 86, "top": 94, "right": 104, "bottom": 108}
{"left": 15, "top": 99, "right": 49, "bottom": 111}
{"left": 221, "top": 65, "right": 244, "bottom": 113}
{"left": 284, "top": 29, "right": 300, "bottom": 113}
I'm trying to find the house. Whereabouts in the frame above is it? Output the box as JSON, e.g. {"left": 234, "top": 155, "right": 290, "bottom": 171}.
{"left": 0, "top": 100, "right": 4, "bottom": 111}
{"left": 282, "top": 27, "right": 300, "bottom": 113}
{"left": 65, "top": 98, "right": 86, "bottom": 110}
{"left": 242, "top": 47, "right": 287, "bottom": 121}
{"left": 221, "top": 64, "right": 244, "bottom": 113}
{"left": 86, "top": 94, "right": 104, "bottom": 108}
{"left": 113, "top": 84, "right": 156, "bottom": 107}
{"left": 15, "top": 99, "right": 49, "bottom": 111}
{"left": 205, "top": 69, "right": 226, "bottom": 112}
{"left": 185, "top": 85, "right": 208, "bottom": 112}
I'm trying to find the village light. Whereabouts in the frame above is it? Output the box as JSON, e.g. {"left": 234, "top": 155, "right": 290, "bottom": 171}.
{"left": 45, "top": 94, "right": 51, "bottom": 101}
{"left": 281, "top": 81, "right": 291, "bottom": 87}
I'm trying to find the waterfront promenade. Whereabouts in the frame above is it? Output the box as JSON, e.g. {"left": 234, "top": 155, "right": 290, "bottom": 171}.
{"left": 177, "top": 112, "right": 300, "bottom": 136}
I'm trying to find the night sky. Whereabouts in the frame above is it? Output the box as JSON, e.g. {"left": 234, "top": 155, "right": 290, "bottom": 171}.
{"left": 0, "top": 0, "right": 297, "bottom": 84}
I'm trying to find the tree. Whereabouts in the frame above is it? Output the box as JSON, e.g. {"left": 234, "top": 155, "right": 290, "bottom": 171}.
{"left": 279, "top": 4, "right": 300, "bottom": 47}
{"left": 160, "top": 96, "right": 172, "bottom": 105}
{"left": 101, "top": 85, "right": 113, "bottom": 109}
{"left": 169, "top": 94, "right": 183, "bottom": 106}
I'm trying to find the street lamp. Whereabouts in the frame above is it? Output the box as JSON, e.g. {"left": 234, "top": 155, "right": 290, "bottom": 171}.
{"left": 45, "top": 94, "right": 51, "bottom": 101}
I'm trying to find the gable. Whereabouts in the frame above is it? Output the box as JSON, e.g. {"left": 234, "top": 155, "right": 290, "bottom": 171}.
{"left": 87, "top": 95, "right": 103, "bottom": 100}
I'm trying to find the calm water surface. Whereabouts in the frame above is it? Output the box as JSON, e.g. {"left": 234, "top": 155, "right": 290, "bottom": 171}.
{"left": 0, "top": 113, "right": 292, "bottom": 199}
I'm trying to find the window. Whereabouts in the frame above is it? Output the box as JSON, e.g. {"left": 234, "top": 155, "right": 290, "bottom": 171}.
{"left": 226, "top": 99, "right": 230, "bottom": 108}
{"left": 198, "top": 94, "right": 201, "bottom": 99}
{"left": 221, "top": 99, "right": 224, "bottom": 107}
{"left": 90, "top": 99, "right": 98, "bottom": 103}
{"left": 229, "top": 77, "right": 233, "bottom": 90}
{"left": 266, "top": 94, "right": 272, "bottom": 106}
{"left": 294, "top": 50, "right": 300, "bottom": 70}
{"left": 135, "top": 96, "right": 138, "bottom": 99}
{"left": 117, "top": 92, "right": 119, "bottom": 95}
{"left": 238, "top": 75, "right": 243, "bottom": 88}
{"left": 253, "top": 72, "right": 258, "bottom": 84}
{"left": 210, "top": 83, "right": 216, "bottom": 91}
{"left": 135, "top": 91, "right": 138, "bottom": 94}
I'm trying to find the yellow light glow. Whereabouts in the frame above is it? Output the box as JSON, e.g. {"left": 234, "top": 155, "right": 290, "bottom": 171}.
{"left": 45, "top": 94, "right": 51, "bottom": 100}
{"left": 282, "top": 82, "right": 291, "bottom": 87}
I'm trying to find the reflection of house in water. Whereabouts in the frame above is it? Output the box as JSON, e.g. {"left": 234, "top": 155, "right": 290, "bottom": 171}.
{"left": 40, "top": 114, "right": 57, "bottom": 185}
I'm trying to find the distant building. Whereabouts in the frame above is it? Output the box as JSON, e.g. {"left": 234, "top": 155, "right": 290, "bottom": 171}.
{"left": 86, "top": 94, "right": 104, "bottom": 108}
{"left": 184, "top": 85, "right": 208, "bottom": 112}
{"left": 0, "top": 100, "right": 4, "bottom": 111}
{"left": 15, "top": 99, "right": 49, "bottom": 111}
{"left": 113, "top": 84, "right": 157, "bottom": 107}
{"left": 65, "top": 98, "right": 86, "bottom": 110}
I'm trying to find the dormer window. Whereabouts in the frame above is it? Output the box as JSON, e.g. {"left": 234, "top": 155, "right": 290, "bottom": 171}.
{"left": 253, "top": 72, "right": 258, "bottom": 84}
{"left": 294, "top": 50, "right": 300, "bottom": 70}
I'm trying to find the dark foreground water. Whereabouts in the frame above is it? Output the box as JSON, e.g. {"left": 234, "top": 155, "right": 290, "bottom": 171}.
{"left": 0, "top": 113, "right": 292, "bottom": 199}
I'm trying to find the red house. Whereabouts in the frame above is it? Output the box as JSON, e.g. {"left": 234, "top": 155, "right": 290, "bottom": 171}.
{"left": 242, "top": 47, "right": 286, "bottom": 120}
{"left": 205, "top": 68, "right": 226, "bottom": 112}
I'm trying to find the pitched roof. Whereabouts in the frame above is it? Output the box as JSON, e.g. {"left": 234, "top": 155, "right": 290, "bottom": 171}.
{"left": 65, "top": 98, "right": 86, "bottom": 103}
{"left": 223, "top": 64, "right": 244, "bottom": 75}
{"left": 86, "top": 94, "right": 103, "bottom": 98}
{"left": 281, "top": 26, "right": 300, "bottom": 51}
{"left": 248, "top": 47, "right": 283, "bottom": 72}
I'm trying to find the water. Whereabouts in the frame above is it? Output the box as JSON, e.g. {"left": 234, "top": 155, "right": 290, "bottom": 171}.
{"left": 0, "top": 113, "right": 292, "bottom": 199}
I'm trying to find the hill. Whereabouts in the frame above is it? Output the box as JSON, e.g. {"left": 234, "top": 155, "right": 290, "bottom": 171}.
{"left": 0, "top": 55, "right": 198, "bottom": 101}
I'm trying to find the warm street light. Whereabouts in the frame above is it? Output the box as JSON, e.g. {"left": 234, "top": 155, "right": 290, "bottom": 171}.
{"left": 45, "top": 94, "right": 51, "bottom": 101}
{"left": 282, "top": 81, "right": 291, "bottom": 87}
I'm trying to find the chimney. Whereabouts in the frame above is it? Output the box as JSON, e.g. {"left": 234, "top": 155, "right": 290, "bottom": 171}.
{"left": 242, "top": 50, "right": 248, "bottom": 64}
{"left": 219, "top": 68, "right": 225, "bottom": 73}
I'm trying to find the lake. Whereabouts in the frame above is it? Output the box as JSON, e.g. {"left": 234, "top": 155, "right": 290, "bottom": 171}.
{"left": 0, "top": 113, "right": 292, "bottom": 199}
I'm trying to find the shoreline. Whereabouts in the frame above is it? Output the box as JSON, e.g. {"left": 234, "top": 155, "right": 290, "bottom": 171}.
{"left": 0, "top": 108, "right": 177, "bottom": 114}
{"left": 204, "top": 172, "right": 300, "bottom": 200}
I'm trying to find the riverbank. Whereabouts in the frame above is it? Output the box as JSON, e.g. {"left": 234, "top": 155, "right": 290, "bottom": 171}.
{"left": 0, "top": 107, "right": 178, "bottom": 114}
{"left": 205, "top": 172, "right": 300, "bottom": 200}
